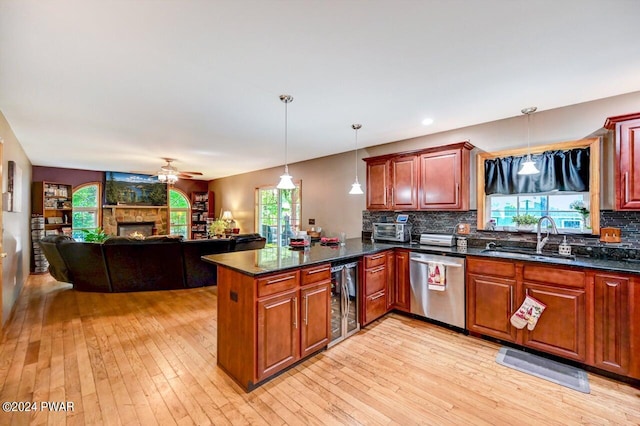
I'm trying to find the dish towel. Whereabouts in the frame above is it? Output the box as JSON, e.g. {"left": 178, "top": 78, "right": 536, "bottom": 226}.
{"left": 427, "top": 262, "right": 446, "bottom": 291}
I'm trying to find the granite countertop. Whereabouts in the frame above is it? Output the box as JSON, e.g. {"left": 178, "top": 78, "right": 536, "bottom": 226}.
{"left": 202, "top": 238, "right": 397, "bottom": 276}
{"left": 202, "top": 238, "right": 640, "bottom": 277}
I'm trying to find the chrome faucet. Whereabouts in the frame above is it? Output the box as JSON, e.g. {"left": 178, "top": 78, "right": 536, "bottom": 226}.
{"left": 536, "top": 215, "right": 558, "bottom": 253}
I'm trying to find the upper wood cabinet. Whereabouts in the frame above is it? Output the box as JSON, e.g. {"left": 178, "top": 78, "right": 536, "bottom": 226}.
{"left": 364, "top": 141, "right": 473, "bottom": 211}
{"left": 604, "top": 112, "right": 640, "bottom": 210}
{"left": 419, "top": 142, "right": 473, "bottom": 210}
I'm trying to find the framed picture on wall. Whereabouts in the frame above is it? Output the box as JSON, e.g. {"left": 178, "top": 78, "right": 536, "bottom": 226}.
{"left": 104, "top": 172, "right": 168, "bottom": 206}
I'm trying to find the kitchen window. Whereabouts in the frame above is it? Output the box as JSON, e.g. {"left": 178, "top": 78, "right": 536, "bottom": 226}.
{"left": 477, "top": 138, "right": 600, "bottom": 234}
{"left": 72, "top": 182, "right": 101, "bottom": 240}
{"left": 256, "top": 183, "right": 301, "bottom": 247}
{"left": 489, "top": 193, "right": 589, "bottom": 232}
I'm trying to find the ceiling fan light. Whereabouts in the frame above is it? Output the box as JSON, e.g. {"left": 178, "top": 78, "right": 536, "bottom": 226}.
{"left": 167, "top": 173, "right": 178, "bottom": 184}
{"left": 158, "top": 173, "right": 167, "bottom": 182}
{"left": 517, "top": 158, "right": 540, "bottom": 175}
{"left": 277, "top": 172, "right": 296, "bottom": 189}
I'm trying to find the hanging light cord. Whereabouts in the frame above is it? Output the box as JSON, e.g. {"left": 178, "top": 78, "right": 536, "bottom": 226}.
{"left": 353, "top": 124, "right": 362, "bottom": 180}
{"left": 280, "top": 94, "right": 293, "bottom": 173}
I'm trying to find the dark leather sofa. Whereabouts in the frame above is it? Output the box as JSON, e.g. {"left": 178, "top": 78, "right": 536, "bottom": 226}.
{"left": 39, "top": 233, "right": 266, "bottom": 292}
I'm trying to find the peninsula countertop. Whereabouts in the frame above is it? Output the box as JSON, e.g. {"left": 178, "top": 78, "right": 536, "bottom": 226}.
{"left": 203, "top": 237, "right": 640, "bottom": 277}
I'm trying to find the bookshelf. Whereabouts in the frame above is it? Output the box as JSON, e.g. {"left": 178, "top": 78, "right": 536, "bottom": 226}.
{"left": 190, "top": 191, "right": 213, "bottom": 239}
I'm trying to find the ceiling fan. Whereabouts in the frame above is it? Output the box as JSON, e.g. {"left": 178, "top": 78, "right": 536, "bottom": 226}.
{"left": 135, "top": 158, "right": 203, "bottom": 184}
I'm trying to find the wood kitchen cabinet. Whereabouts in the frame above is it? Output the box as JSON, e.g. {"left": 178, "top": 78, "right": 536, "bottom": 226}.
{"left": 217, "top": 264, "right": 331, "bottom": 390}
{"left": 605, "top": 112, "right": 640, "bottom": 210}
{"left": 386, "top": 250, "right": 396, "bottom": 311}
{"left": 593, "top": 273, "right": 631, "bottom": 376}
{"left": 418, "top": 142, "right": 473, "bottom": 210}
{"left": 365, "top": 155, "right": 418, "bottom": 210}
{"left": 364, "top": 141, "right": 473, "bottom": 211}
{"left": 362, "top": 251, "right": 389, "bottom": 325}
{"left": 467, "top": 258, "right": 518, "bottom": 342}
{"left": 521, "top": 263, "right": 587, "bottom": 362}
{"left": 393, "top": 249, "right": 411, "bottom": 312}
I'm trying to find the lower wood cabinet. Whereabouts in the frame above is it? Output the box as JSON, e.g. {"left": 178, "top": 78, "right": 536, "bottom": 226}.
{"left": 257, "top": 289, "right": 299, "bottom": 381}
{"left": 593, "top": 273, "right": 630, "bottom": 375}
{"left": 393, "top": 249, "right": 411, "bottom": 312}
{"left": 362, "top": 251, "right": 390, "bottom": 325}
{"left": 218, "top": 264, "right": 331, "bottom": 391}
{"left": 467, "top": 256, "right": 639, "bottom": 380}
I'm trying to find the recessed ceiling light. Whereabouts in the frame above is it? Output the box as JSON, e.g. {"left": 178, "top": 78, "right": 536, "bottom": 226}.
{"left": 422, "top": 118, "right": 434, "bottom": 126}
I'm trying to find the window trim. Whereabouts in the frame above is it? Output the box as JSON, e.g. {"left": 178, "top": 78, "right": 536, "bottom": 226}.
{"left": 72, "top": 182, "right": 102, "bottom": 234}
{"left": 476, "top": 138, "right": 600, "bottom": 234}
{"left": 254, "top": 181, "right": 302, "bottom": 247}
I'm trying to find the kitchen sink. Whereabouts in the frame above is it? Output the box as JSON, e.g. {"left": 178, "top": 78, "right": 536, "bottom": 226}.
{"left": 481, "top": 247, "right": 576, "bottom": 261}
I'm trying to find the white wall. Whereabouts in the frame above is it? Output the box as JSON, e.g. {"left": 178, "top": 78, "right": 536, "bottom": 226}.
{"left": 210, "top": 91, "right": 640, "bottom": 235}
{"left": 0, "top": 111, "right": 32, "bottom": 326}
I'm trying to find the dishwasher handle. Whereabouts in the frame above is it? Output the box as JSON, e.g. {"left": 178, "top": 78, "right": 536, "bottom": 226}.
{"left": 410, "top": 258, "right": 463, "bottom": 268}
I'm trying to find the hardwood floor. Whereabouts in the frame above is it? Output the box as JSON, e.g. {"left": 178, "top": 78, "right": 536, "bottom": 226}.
{"left": 1, "top": 274, "right": 639, "bottom": 425}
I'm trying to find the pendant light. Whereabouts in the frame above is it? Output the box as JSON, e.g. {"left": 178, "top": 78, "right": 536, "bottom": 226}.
{"left": 276, "top": 94, "right": 296, "bottom": 189}
{"left": 349, "top": 123, "right": 364, "bottom": 194}
{"left": 517, "top": 106, "right": 540, "bottom": 175}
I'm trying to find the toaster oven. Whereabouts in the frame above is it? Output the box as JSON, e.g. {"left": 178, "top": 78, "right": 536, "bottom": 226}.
{"left": 372, "top": 223, "right": 412, "bottom": 243}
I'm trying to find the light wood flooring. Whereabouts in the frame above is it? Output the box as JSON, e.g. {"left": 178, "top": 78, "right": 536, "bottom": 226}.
{"left": 1, "top": 273, "right": 639, "bottom": 425}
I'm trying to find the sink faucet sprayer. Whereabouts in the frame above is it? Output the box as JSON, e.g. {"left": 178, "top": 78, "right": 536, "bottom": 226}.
{"left": 536, "top": 215, "right": 558, "bottom": 253}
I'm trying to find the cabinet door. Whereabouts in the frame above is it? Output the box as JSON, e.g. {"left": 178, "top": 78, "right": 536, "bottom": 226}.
{"left": 616, "top": 117, "right": 640, "bottom": 209}
{"left": 366, "top": 159, "right": 389, "bottom": 210}
{"left": 522, "top": 283, "right": 586, "bottom": 362}
{"left": 593, "top": 274, "right": 630, "bottom": 375}
{"left": 394, "top": 250, "right": 411, "bottom": 312}
{"left": 257, "top": 290, "right": 300, "bottom": 381}
{"left": 419, "top": 148, "right": 465, "bottom": 210}
{"left": 390, "top": 155, "right": 418, "bottom": 210}
{"left": 300, "top": 281, "right": 331, "bottom": 358}
{"left": 386, "top": 251, "right": 396, "bottom": 311}
{"left": 467, "top": 273, "right": 517, "bottom": 342}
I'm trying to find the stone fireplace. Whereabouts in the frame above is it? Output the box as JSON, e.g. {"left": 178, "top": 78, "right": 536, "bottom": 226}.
{"left": 103, "top": 206, "right": 168, "bottom": 236}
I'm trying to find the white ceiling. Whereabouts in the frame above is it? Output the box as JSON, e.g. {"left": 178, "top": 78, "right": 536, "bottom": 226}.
{"left": 1, "top": 0, "right": 639, "bottom": 180}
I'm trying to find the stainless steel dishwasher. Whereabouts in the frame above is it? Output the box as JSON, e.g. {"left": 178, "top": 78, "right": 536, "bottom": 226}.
{"left": 409, "top": 237, "right": 466, "bottom": 329}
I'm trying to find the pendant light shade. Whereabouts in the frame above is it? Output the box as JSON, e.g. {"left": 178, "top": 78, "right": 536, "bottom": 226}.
{"left": 517, "top": 106, "right": 540, "bottom": 176}
{"left": 349, "top": 123, "right": 364, "bottom": 195}
{"left": 277, "top": 94, "right": 296, "bottom": 189}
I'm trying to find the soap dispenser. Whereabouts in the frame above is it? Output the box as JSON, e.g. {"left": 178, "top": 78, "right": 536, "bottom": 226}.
{"left": 558, "top": 236, "right": 572, "bottom": 256}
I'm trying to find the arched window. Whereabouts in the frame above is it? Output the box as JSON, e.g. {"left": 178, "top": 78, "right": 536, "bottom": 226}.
{"left": 72, "top": 182, "right": 101, "bottom": 240}
{"left": 169, "top": 189, "right": 190, "bottom": 238}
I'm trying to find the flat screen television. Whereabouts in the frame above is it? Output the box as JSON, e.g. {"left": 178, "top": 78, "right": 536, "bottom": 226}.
{"left": 104, "top": 172, "right": 167, "bottom": 206}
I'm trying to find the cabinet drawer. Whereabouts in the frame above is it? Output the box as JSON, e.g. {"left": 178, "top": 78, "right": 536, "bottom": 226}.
{"left": 364, "top": 264, "right": 386, "bottom": 295}
{"left": 257, "top": 271, "right": 300, "bottom": 298}
{"left": 523, "top": 264, "right": 585, "bottom": 289}
{"left": 467, "top": 257, "right": 515, "bottom": 278}
{"left": 365, "top": 252, "right": 387, "bottom": 269}
{"left": 364, "top": 290, "right": 387, "bottom": 324}
{"left": 300, "top": 263, "right": 331, "bottom": 286}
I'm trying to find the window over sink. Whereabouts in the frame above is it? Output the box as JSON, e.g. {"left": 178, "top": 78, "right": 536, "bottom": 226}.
{"left": 477, "top": 138, "right": 600, "bottom": 234}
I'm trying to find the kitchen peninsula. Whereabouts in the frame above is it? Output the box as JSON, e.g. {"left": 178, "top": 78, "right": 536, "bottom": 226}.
{"left": 202, "top": 239, "right": 395, "bottom": 391}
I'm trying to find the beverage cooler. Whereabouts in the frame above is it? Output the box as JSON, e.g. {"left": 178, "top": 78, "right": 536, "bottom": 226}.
{"left": 329, "top": 260, "right": 360, "bottom": 346}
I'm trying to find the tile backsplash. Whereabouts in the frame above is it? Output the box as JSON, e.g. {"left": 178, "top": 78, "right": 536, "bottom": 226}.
{"left": 363, "top": 210, "right": 640, "bottom": 248}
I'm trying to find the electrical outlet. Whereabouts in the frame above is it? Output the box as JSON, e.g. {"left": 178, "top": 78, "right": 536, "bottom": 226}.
{"left": 308, "top": 218, "right": 315, "bottom": 225}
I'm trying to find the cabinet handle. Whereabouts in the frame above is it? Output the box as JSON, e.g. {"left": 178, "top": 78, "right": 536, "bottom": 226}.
{"left": 456, "top": 183, "right": 460, "bottom": 206}
{"left": 293, "top": 297, "right": 298, "bottom": 328}
{"left": 370, "top": 254, "right": 385, "bottom": 260}
{"left": 306, "top": 267, "right": 329, "bottom": 275}
{"left": 266, "top": 275, "right": 294, "bottom": 285}
{"left": 343, "top": 282, "right": 350, "bottom": 321}
{"left": 605, "top": 281, "right": 618, "bottom": 288}
{"left": 304, "top": 295, "right": 309, "bottom": 325}
{"left": 391, "top": 187, "right": 395, "bottom": 203}
{"left": 371, "top": 292, "right": 385, "bottom": 301}
{"left": 625, "top": 172, "right": 629, "bottom": 204}
{"left": 370, "top": 266, "right": 385, "bottom": 274}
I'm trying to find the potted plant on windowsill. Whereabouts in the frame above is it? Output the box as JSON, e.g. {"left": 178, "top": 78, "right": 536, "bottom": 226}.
{"left": 511, "top": 214, "right": 538, "bottom": 231}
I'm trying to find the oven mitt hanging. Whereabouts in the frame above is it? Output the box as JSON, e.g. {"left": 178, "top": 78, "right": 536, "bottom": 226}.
{"left": 510, "top": 295, "right": 546, "bottom": 330}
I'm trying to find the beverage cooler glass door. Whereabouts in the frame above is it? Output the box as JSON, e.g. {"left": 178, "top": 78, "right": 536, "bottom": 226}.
{"left": 330, "top": 262, "right": 360, "bottom": 346}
